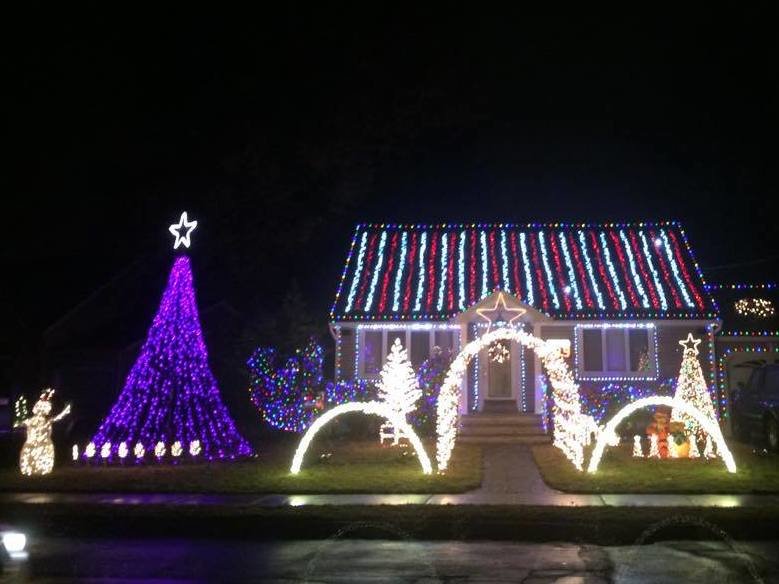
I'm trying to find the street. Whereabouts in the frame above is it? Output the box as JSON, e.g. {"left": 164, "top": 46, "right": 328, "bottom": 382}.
{"left": 3, "top": 537, "right": 777, "bottom": 582}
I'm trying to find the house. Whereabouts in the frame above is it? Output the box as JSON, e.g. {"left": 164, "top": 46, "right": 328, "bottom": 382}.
{"left": 329, "top": 222, "right": 721, "bottom": 432}
{"left": 709, "top": 283, "right": 778, "bottom": 417}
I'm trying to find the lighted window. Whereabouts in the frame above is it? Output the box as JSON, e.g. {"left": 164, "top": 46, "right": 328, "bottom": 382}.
{"left": 410, "top": 331, "right": 430, "bottom": 368}
{"left": 361, "top": 331, "right": 383, "bottom": 376}
{"left": 434, "top": 330, "right": 454, "bottom": 351}
{"left": 576, "top": 325, "right": 657, "bottom": 379}
{"left": 582, "top": 329, "right": 603, "bottom": 371}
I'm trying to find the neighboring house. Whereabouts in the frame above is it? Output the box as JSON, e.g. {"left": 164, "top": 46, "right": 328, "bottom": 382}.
{"left": 709, "top": 283, "right": 779, "bottom": 418}
{"left": 329, "top": 222, "right": 721, "bottom": 428}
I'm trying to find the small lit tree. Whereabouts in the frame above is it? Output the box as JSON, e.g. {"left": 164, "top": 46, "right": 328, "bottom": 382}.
{"left": 377, "top": 338, "right": 421, "bottom": 445}
{"left": 670, "top": 334, "right": 718, "bottom": 445}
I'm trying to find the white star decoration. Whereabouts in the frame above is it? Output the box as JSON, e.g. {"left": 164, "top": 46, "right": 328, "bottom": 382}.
{"left": 475, "top": 292, "right": 526, "bottom": 332}
{"left": 168, "top": 212, "right": 198, "bottom": 249}
{"left": 678, "top": 333, "right": 702, "bottom": 355}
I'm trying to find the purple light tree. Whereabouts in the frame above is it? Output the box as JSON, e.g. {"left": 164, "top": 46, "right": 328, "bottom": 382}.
{"left": 88, "top": 213, "right": 252, "bottom": 462}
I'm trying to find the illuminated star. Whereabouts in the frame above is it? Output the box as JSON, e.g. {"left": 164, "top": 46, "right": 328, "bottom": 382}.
{"left": 678, "top": 333, "right": 701, "bottom": 355}
{"left": 476, "top": 292, "right": 526, "bottom": 332}
{"left": 168, "top": 211, "right": 198, "bottom": 249}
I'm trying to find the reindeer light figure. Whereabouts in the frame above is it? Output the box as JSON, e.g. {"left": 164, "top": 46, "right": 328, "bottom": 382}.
{"left": 16, "top": 388, "right": 71, "bottom": 476}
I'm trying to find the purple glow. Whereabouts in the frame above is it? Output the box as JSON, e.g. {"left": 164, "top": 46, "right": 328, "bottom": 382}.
{"left": 89, "top": 256, "right": 252, "bottom": 462}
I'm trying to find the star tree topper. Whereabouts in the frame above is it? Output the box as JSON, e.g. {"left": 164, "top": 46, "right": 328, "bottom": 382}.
{"left": 169, "top": 211, "right": 198, "bottom": 249}
{"left": 678, "top": 333, "right": 701, "bottom": 355}
{"left": 476, "top": 292, "right": 526, "bottom": 332}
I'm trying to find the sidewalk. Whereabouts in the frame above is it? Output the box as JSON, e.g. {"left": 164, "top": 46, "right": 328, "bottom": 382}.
{"left": 2, "top": 446, "right": 777, "bottom": 508}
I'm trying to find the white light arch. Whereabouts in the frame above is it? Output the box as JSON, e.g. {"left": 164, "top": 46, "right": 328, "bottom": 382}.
{"left": 587, "top": 395, "right": 736, "bottom": 474}
{"left": 290, "top": 401, "right": 433, "bottom": 475}
{"left": 436, "top": 327, "right": 595, "bottom": 473}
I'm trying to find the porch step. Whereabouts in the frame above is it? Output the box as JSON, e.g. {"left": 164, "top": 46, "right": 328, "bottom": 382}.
{"left": 481, "top": 400, "right": 522, "bottom": 414}
{"left": 458, "top": 412, "right": 549, "bottom": 444}
{"left": 459, "top": 424, "right": 546, "bottom": 436}
{"left": 458, "top": 434, "right": 551, "bottom": 445}
{"left": 460, "top": 413, "right": 543, "bottom": 426}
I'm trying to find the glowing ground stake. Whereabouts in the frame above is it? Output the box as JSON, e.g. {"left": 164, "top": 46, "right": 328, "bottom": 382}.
{"left": 290, "top": 401, "right": 432, "bottom": 475}
{"left": 586, "top": 395, "right": 736, "bottom": 474}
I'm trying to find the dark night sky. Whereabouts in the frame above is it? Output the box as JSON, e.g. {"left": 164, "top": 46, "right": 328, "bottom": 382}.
{"left": 5, "top": 7, "right": 778, "bottom": 338}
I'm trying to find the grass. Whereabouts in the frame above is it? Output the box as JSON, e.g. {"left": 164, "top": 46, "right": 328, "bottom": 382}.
{"left": 533, "top": 442, "right": 779, "bottom": 494}
{"left": 0, "top": 439, "right": 482, "bottom": 494}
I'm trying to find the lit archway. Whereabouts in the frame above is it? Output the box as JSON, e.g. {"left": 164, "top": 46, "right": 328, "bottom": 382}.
{"left": 290, "top": 401, "right": 433, "bottom": 475}
{"left": 586, "top": 395, "right": 736, "bottom": 473}
{"left": 436, "top": 327, "right": 595, "bottom": 472}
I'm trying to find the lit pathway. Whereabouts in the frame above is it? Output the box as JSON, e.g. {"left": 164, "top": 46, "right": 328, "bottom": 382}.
{"left": 2, "top": 445, "right": 778, "bottom": 508}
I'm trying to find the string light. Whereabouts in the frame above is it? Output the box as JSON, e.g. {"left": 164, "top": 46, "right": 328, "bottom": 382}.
{"left": 475, "top": 291, "right": 526, "bottom": 331}
{"left": 72, "top": 445, "right": 78, "bottom": 462}
{"left": 559, "top": 232, "right": 583, "bottom": 309}
{"left": 85, "top": 443, "right": 96, "bottom": 458}
{"left": 168, "top": 211, "right": 198, "bottom": 250}
{"left": 538, "top": 231, "right": 561, "bottom": 309}
{"left": 500, "top": 230, "right": 511, "bottom": 293}
{"left": 248, "top": 339, "right": 368, "bottom": 432}
{"left": 659, "top": 229, "right": 694, "bottom": 308}
{"left": 519, "top": 232, "right": 535, "bottom": 305}
{"left": 436, "top": 327, "right": 595, "bottom": 472}
{"left": 332, "top": 222, "right": 713, "bottom": 320}
{"left": 639, "top": 231, "right": 668, "bottom": 310}
{"left": 189, "top": 440, "right": 201, "bottom": 456}
{"left": 734, "top": 298, "right": 775, "bottom": 318}
{"left": 632, "top": 435, "right": 643, "bottom": 457}
{"left": 290, "top": 401, "right": 432, "bottom": 474}
{"left": 118, "top": 442, "right": 128, "bottom": 459}
{"left": 344, "top": 232, "right": 368, "bottom": 313}
{"left": 16, "top": 389, "right": 71, "bottom": 476}
{"left": 413, "top": 232, "right": 428, "bottom": 312}
{"left": 154, "top": 442, "right": 166, "bottom": 458}
{"left": 391, "top": 232, "right": 408, "bottom": 312}
{"left": 671, "top": 334, "right": 719, "bottom": 442}
{"left": 479, "top": 231, "right": 489, "bottom": 299}
{"left": 586, "top": 395, "right": 736, "bottom": 473}
{"left": 88, "top": 252, "right": 251, "bottom": 463}
{"left": 100, "top": 442, "right": 111, "bottom": 459}
{"left": 376, "top": 338, "right": 422, "bottom": 445}
{"left": 619, "top": 230, "right": 650, "bottom": 308}
{"left": 599, "top": 232, "right": 627, "bottom": 310}
{"left": 13, "top": 396, "right": 28, "bottom": 428}
{"left": 171, "top": 441, "right": 183, "bottom": 457}
{"left": 364, "top": 230, "right": 387, "bottom": 313}
{"left": 436, "top": 232, "right": 448, "bottom": 311}
{"left": 134, "top": 442, "right": 145, "bottom": 459}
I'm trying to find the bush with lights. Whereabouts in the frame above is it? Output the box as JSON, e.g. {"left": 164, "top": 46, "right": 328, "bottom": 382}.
{"left": 248, "top": 338, "right": 369, "bottom": 433}
{"left": 411, "top": 346, "right": 453, "bottom": 436}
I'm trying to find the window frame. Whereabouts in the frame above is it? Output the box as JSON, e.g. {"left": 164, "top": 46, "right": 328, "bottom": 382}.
{"left": 574, "top": 323, "right": 658, "bottom": 381}
{"left": 356, "top": 325, "right": 460, "bottom": 380}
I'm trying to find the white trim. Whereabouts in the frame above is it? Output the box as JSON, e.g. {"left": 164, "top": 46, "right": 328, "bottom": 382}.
{"left": 574, "top": 322, "right": 659, "bottom": 381}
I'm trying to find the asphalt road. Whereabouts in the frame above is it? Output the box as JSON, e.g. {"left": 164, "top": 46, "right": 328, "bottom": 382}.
{"left": 3, "top": 537, "right": 778, "bottom": 582}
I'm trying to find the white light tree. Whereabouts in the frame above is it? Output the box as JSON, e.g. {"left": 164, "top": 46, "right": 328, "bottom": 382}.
{"left": 377, "top": 338, "right": 422, "bottom": 445}
{"left": 671, "top": 334, "right": 719, "bottom": 448}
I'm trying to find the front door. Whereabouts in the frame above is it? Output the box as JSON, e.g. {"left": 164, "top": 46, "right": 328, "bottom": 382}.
{"left": 487, "top": 341, "right": 512, "bottom": 398}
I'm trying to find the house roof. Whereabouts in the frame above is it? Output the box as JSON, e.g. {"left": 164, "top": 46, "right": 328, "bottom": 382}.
{"left": 330, "top": 222, "right": 718, "bottom": 321}
{"left": 706, "top": 284, "right": 778, "bottom": 336}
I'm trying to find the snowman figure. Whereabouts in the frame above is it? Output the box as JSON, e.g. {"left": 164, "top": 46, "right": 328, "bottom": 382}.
{"left": 17, "top": 389, "right": 71, "bottom": 476}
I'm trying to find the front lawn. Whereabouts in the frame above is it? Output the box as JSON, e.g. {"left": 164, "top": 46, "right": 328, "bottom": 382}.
{"left": 0, "top": 440, "right": 481, "bottom": 494}
{"left": 533, "top": 442, "right": 779, "bottom": 494}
